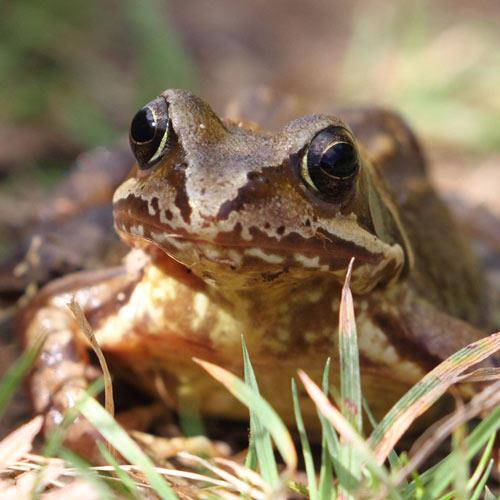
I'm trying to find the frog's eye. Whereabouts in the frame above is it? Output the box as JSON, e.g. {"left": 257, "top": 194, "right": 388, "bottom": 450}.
{"left": 129, "top": 97, "right": 171, "bottom": 170}
{"left": 301, "top": 126, "right": 359, "bottom": 202}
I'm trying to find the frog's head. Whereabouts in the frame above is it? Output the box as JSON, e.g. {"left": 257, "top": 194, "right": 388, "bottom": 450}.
{"left": 113, "top": 90, "right": 410, "bottom": 294}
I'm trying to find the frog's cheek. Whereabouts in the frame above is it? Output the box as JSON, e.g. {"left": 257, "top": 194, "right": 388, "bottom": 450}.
{"left": 363, "top": 163, "right": 414, "bottom": 275}
{"left": 347, "top": 243, "right": 404, "bottom": 293}
{"left": 288, "top": 239, "right": 403, "bottom": 294}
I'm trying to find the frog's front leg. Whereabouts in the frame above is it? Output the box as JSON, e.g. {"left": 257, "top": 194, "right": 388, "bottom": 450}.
{"left": 368, "top": 287, "right": 497, "bottom": 373}
{"left": 23, "top": 262, "right": 144, "bottom": 459}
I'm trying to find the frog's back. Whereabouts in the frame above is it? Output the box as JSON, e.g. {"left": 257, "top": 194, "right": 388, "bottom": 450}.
{"left": 340, "top": 108, "right": 487, "bottom": 326}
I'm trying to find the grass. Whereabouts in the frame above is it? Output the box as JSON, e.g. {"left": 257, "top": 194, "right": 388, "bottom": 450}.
{"left": 0, "top": 267, "right": 499, "bottom": 498}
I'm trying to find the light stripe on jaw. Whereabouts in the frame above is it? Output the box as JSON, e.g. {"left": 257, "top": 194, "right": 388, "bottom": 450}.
{"left": 244, "top": 247, "right": 284, "bottom": 264}
{"left": 150, "top": 231, "right": 191, "bottom": 250}
{"left": 293, "top": 253, "right": 329, "bottom": 271}
{"left": 129, "top": 225, "right": 145, "bottom": 237}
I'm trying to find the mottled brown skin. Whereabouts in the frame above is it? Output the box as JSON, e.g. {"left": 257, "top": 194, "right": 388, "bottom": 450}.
{"left": 24, "top": 90, "right": 489, "bottom": 455}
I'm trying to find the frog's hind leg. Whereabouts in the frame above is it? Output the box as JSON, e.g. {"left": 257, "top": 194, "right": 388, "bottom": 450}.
{"left": 22, "top": 265, "right": 143, "bottom": 460}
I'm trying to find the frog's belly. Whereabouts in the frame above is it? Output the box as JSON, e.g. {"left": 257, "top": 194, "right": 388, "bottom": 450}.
{"left": 90, "top": 265, "right": 435, "bottom": 426}
{"left": 94, "top": 309, "right": 428, "bottom": 426}
{"left": 100, "top": 339, "right": 435, "bottom": 430}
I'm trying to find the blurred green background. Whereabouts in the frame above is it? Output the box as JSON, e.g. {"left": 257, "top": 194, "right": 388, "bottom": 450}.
{"left": 0, "top": 0, "right": 499, "bottom": 240}
{"left": 2, "top": 0, "right": 500, "bottom": 161}
{"left": 1, "top": 0, "right": 195, "bottom": 175}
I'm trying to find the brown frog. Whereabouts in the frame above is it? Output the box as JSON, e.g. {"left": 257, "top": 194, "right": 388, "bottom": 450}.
{"left": 24, "top": 89, "right": 490, "bottom": 453}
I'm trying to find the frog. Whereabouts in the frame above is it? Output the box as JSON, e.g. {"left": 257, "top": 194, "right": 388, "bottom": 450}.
{"left": 23, "top": 89, "right": 491, "bottom": 456}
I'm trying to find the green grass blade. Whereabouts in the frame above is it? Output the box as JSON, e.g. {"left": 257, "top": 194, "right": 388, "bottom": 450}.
{"left": 451, "top": 422, "right": 468, "bottom": 500}
{"left": 317, "top": 355, "right": 359, "bottom": 492}
{"left": 193, "top": 358, "right": 297, "bottom": 476}
{"left": 438, "top": 492, "right": 455, "bottom": 500}
{"left": 241, "top": 336, "right": 279, "bottom": 488}
{"left": 402, "top": 405, "right": 500, "bottom": 497}
{"left": 42, "top": 378, "right": 104, "bottom": 459}
{"left": 317, "top": 434, "right": 334, "bottom": 500}
{"left": 428, "top": 407, "right": 500, "bottom": 498}
{"left": 78, "top": 395, "right": 178, "bottom": 500}
{"left": 177, "top": 390, "right": 205, "bottom": 437}
{"left": 370, "top": 331, "right": 500, "bottom": 463}
{"left": 466, "top": 432, "right": 495, "bottom": 493}
{"left": 338, "top": 259, "right": 362, "bottom": 497}
{"left": 339, "top": 259, "right": 362, "bottom": 433}
{"left": 300, "top": 370, "right": 392, "bottom": 487}
{"left": 291, "top": 378, "right": 317, "bottom": 500}
{"left": 319, "top": 358, "right": 340, "bottom": 457}
{"left": 97, "top": 441, "right": 141, "bottom": 498}
{"left": 244, "top": 439, "right": 258, "bottom": 472}
{"left": 469, "top": 459, "right": 494, "bottom": 500}
{"left": 363, "top": 398, "right": 405, "bottom": 479}
{"left": 0, "top": 332, "right": 47, "bottom": 421}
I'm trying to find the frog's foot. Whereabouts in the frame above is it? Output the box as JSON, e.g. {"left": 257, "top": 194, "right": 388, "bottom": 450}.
{"left": 24, "top": 300, "right": 107, "bottom": 460}
{"left": 131, "top": 431, "right": 231, "bottom": 463}
{"left": 22, "top": 264, "right": 145, "bottom": 461}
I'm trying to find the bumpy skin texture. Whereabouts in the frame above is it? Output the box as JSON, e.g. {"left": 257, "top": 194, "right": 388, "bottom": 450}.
{"left": 24, "top": 90, "right": 489, "bottom": 454}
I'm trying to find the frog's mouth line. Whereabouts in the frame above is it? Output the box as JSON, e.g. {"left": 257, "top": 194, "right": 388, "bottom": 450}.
{"left": 113, "top": 204, "right": 390, "bottom": 275}
{"left": 116, "top": 219, "right": 333, "bottom": 272}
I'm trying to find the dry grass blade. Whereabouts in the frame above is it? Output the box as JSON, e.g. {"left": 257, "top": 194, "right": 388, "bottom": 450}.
{"left": 94, "top": 463, "right": 233, "bottom": 489}
{"left": 1, "top": 460, "right": 66, "bottom": 499}
{"left": 456, "top": 367, "right": 500, "bottom": 383}
{"left": 6, "top": 458, "right": 224, "bottom": 498}
{"left": 0, "top": 416, "right": 42, "bottom": 469}
{"left": 68, "top": 297, "right": 114, "bottom": 418}
{"left": 213, "top": 492, "right": 246, "bottom": 500}
{"left": 9, "top": 458, "right": 237, "bottom": 490}
{"left": 178, "top": 452, "right": 269, "bottom": 499}
{"left": 40, "top": 479, "right": 102, "bottom": 500}
{"left": 370, "top": 331, "right": 500, "bottom": 464}
{"left": 213, "top": 456, "right": 268, "bottom": 490}
{"left": 395, "top": 380, "right": 500, "bottom": 484}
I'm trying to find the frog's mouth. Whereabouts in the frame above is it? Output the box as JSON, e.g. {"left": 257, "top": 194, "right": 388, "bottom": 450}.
{"left": 114, "top": 196, "right": 405, "bottom": 292}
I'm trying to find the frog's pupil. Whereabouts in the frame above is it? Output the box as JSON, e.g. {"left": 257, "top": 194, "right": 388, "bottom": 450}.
{"left": 320, "top": 142, "right": 356, "bottom": 177}
{"left": 130, "top": 107, "right": 156, "bottom": 143}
